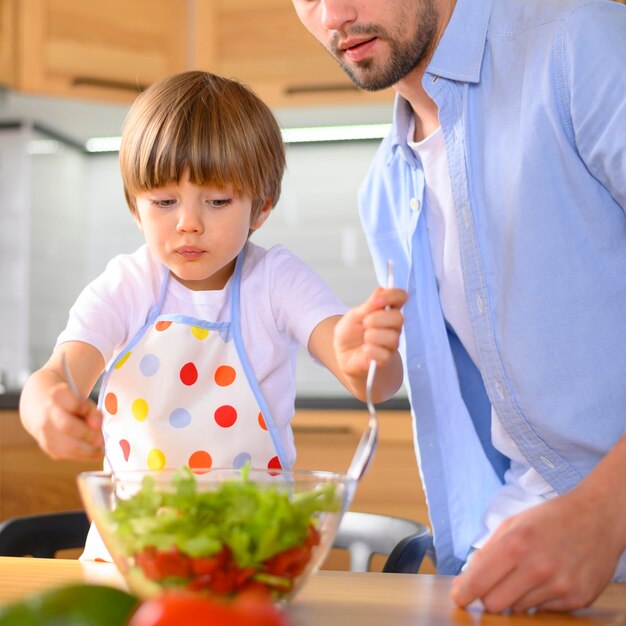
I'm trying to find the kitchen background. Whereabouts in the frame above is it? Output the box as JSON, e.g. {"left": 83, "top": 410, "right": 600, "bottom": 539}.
{"left": 0, "top": 90, "right": 397, "bottom": 401}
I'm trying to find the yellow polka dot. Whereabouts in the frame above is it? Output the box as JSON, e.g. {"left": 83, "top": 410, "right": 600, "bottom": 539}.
{"left": 191, "top": 326, "right": 209, "bottom": 340}
{"left": 147, "top": 448, "right": 166, "bottom": 470}
{"left": 132, "top": 398, "right": 149, "bottom": 421}
{"left": 115, "top": 352, "right": 131, "bottom": 369}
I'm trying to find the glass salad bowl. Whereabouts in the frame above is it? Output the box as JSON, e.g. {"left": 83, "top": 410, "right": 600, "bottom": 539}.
{"left": 77, "top": 466, "right": 355, "bottom": 604}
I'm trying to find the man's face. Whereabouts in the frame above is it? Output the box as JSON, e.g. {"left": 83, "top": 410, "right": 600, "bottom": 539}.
{"left": 292, "top": 0, "right": 440, "bottom": 91}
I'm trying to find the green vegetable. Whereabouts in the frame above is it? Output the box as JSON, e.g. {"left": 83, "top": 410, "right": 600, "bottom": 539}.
{"left": 108, "top": 466, "right": 340, "bottom": 568}
{"left": 0, "top": 583, "right": 138, "bottom": 626}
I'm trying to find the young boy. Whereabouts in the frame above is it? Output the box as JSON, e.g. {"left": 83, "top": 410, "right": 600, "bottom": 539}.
{"left": 19, "top": 71, "right": 406, "bottom": 485}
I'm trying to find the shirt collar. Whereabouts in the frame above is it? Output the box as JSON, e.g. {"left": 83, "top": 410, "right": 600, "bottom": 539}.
{"left": 427, "top": 0, "right": 493, "bottom": 83}
{"left": 389, "top": 0, "right": 492, "bottom": 156}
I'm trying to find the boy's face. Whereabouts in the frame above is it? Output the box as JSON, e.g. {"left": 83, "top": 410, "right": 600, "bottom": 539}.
{"left": 133, "top": 172, "right": 270, "bottom": 291}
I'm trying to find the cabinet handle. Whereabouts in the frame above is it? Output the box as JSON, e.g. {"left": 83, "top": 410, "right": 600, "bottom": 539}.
{"left": 72, "top": 77, "right": 148, "bottom": 93}
{"left": 292, "top": 425, "right": 354, "bottom": 435}
{"left": 284, "top": 84, "right": 359, "bottom": 95}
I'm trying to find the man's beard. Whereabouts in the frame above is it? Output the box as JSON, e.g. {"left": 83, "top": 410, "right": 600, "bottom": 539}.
{"left": 329, "top": 3, "right": 439, "bottom": 91}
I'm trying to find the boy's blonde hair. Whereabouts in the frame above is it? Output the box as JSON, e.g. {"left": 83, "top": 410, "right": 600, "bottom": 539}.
{"left": 119, "top": 70, "right": 285, "bottom": 217}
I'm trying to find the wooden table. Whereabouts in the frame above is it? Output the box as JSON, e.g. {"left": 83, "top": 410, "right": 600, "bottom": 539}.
{"left": 0, "top": 557, "right": 625, "bottom": 625}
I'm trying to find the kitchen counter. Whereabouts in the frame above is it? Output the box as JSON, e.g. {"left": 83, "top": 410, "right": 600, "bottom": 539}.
{"left": 1, "top": 558, "right": 625, "bottom": 625}
{"left": 0, "top": 390, "right": 410, "bottom": 411}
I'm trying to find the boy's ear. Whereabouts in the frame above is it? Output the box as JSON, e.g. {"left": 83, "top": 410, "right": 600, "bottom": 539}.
{"left": 250, "top": 197, "right": 273, "bottom": 230}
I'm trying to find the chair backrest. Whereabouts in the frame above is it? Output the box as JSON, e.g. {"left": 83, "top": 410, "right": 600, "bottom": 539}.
{"left": 0, "top": 510, "right": 89, "bottom": 558}
{"left": 0, "top": 509, "right": 434, "bottom": 573}
{"left": 333, "top": 511, "right": 433, "bottom": 573}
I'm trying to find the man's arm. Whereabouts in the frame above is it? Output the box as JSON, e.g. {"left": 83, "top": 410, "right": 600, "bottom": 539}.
{"left": 451, "top": 433, "right": 626, "bottom": 612}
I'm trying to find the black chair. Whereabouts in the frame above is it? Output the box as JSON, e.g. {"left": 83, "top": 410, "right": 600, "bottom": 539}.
{"left": 334, "top": 511, "right": 433, "bottom": 573}
{"left": 0, "top": 509, "right": 433, "bottom": 573}
{"left": 0, "top": 510, "right": 90, "bottom": 558}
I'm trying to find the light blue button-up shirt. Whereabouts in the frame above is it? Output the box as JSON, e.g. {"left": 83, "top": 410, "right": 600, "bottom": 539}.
{"left": 359, "top": 0, "right": 626, "bottom": 574}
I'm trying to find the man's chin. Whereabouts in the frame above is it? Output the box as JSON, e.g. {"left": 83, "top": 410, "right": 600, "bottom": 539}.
{"left": 341, "top": 68, "right": 398, "bottom": 91}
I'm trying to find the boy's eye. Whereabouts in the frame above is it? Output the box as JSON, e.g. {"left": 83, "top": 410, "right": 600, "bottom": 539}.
{"left": 151, "top": 198, "right": 177, "bottom": 208}
{"left": 209, "top": 198, "right": 232, "bottom": 208}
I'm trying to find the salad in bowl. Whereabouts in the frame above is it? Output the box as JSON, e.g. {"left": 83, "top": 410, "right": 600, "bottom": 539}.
{"left": 77, "top": 465, "right": 354, "bottom": 603}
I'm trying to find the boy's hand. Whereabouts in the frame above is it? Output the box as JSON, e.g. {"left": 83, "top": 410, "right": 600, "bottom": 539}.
{"left": 35, "top": 382, "right": 104, "bottom": 461}
{"left": 334, "top": 286, "right": 407, "bottom": 379}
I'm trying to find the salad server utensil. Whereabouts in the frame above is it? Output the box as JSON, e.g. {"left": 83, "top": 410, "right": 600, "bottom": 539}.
{"left": 61, "top": 351, "right": 115, "bottom": 480}
{"left": 347, "top": 260, "right": 394, "bottom": 483}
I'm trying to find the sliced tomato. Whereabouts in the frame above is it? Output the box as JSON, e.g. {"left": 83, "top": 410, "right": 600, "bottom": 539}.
{"left": 128, "top": 591, "right": 288, "bottom": 626}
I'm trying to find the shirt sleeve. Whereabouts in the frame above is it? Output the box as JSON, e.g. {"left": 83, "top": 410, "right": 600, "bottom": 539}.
{"left": 561, "top": 1, "right": 626, "bottom": 211}
{"left": 55, "top": 246, "right": 156, "bottom": 365}
{"left": 264, "top": 245, "right": 348, "bottom": 351}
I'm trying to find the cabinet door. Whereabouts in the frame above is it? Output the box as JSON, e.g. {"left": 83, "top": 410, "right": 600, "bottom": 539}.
{"left": 193, "top": 0, "right": 393, "bottom": 108}
{"left": 0, "top": 0, "right": 16, "bottom": 86}
{"left": 16, "top": 0, "right": 188, "bottom": 103}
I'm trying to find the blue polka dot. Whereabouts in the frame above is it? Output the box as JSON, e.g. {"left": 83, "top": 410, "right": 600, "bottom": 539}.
{"left": 140, "top": 353, "right": 160, "bottom": 377}
{"left": 169, "top": 408, "right": 192, "bottom": 428}
{"left": 233, "top": 452, "right": 252, "bottom": 468}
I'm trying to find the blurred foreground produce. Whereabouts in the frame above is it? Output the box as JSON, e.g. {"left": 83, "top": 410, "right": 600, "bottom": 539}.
{"left": 0, "top": 583, "right": 138, "bottom": 626}
{"left": 128, "top": 590, "right": 288, "bottom": 626}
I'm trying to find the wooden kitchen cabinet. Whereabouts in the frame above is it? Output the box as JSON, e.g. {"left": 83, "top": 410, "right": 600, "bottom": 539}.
{"left": 0, "top": 0, "right": 16, "bottom": 86}
{"left": 9, "top": 0, "right": 187, "bottom": 103}
{"left": 190, "top": 0, "right": 394, "bottom": 108}
{"left": 293, "top": 409, "right": 428, "bottom": 524}
{"left": 292, "top": 408, "right": 433, "bottom": 572}
{"left": 0, "top": 409, "right": 100, "bottom": 521}
{"left": 0, "top": 406, "right": 432, "bottom": 571}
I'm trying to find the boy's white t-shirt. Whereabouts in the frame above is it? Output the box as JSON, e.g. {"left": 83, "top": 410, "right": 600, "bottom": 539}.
{"left": 57, "top": 241, "right": 348, "bottom": 470}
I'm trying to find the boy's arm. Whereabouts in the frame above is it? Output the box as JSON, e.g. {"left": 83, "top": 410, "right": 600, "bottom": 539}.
{"left": 308, "top": 287, "right": 407, "bottom": 403}
{"left": 19, "top": 341, "right": 105, "bottom": 461}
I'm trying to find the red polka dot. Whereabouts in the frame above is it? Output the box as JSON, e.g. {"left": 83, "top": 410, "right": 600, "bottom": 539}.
{"left": 104, "top": 392, "right": 118, "bottom": 415}
{"left": 155, "top": 321, "right": 172, "bottom": 331}
{"left": 258, "top": 412, "right": 267, "bottom": 430}
{"left": 119, "top": 439, "right": 130, "bottom": 462}
{"left": 189, "top": 450, "right": 212, "bottom": 474}
{"left": 268, "top": 456, "right": 282, "bottom": 470}
{"left": 180, "top": 362, "right": 198, "bottom": 386}
{"left": 214, "top": 405, "right": 237, "bottom": 428}
{"left": 214, "top": 365, "right": 236, "bottom": 386}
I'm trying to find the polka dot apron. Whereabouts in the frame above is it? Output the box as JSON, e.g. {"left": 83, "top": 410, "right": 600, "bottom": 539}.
{"left": 97, "top": 249, "right": 289, "bottom": 474}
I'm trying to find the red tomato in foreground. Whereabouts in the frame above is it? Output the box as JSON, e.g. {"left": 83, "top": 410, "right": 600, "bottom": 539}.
{"left": 128, "top": 591, "right": 288, "bottom": 626}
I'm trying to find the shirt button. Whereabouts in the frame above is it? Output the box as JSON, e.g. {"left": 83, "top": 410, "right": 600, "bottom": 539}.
{"left": 495, "top": 381, "right": 505, "bottom": 400}
{"left": 409, "top": 198, "right": 420, "bottom": 212}
{"left": 463, "top": 208, "right": 471, "bottom": 228}
{"left": 476, "top": 294, "right": 484, "bottom": 314}
{"left": 540, "top": 456, "right": 555, "bottom": 468}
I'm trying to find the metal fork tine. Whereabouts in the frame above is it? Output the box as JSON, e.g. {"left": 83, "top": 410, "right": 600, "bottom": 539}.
{"left": 347, "top": 260, "right": 394, "bottom": 483}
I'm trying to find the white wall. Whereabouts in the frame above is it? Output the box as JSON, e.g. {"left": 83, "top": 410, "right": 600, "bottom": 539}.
{"left": 0, "top": 126, "right": 31, "bottom": 388}
{"left": 2, "top": 128, "right": 390, "bottom": 398}
{"left": 79, "top": 141, "right": 383, "bottom": 398}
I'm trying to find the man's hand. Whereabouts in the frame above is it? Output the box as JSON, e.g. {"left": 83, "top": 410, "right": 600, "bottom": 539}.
{"left": 451, "top": 483, "right": 623, "bottom": 613}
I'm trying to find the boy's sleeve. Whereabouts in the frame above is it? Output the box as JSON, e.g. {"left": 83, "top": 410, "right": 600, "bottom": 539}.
{"left": 266, "top": 246, "right": 348, "bottom": 350}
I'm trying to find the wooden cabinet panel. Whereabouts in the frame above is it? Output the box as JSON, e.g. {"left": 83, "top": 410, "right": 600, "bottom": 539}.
{"left": 0, "top": 407, "right": 432, "bottom": 571}
{"left": 15, "top": 0, "right": 188, "bottom": 102}
{"left": 0, "top": 410, "right": 100, "bottom": 520}
{"left": 0, "top": 0, "right": 16, "bottom": 86}
{"left": 292, "top": 408, "right": 433, "bottom": 573}
{"left": 292, "top": 409, "right": 429, "bottom": 526}
{"left": 192, "top": 0, "right": 394, "bottom": 108}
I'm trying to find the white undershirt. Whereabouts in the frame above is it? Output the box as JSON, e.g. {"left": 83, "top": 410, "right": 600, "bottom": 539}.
{"left": 407, "top": 121, "right": 556, "bottom": 548}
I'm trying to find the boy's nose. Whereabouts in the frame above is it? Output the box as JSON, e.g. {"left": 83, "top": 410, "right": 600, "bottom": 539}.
{"left": 320, "top": 0, "right": 357, "bottom": 31}
{"left": 176, "top": 204, "right": 203, "bottom": 233}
